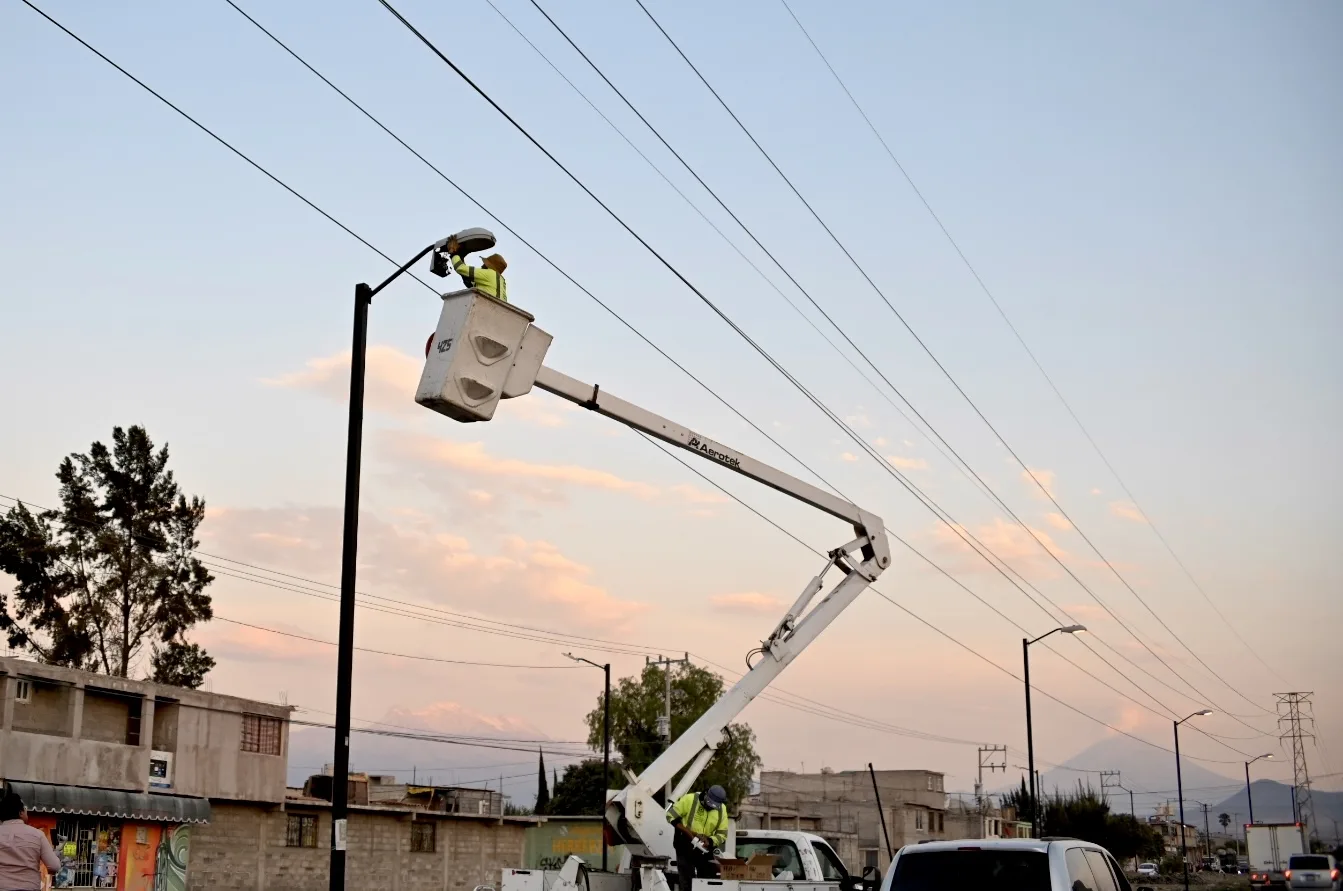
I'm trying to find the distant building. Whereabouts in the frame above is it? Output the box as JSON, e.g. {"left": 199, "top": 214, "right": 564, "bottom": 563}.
{"left": 1147, "top": 803, "right": 1199, "bottom": 860}
{"left": 745, "top": 768, "right": 1012, "bottom": 873}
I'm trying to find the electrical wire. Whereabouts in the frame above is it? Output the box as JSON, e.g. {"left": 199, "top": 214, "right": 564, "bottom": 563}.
{"left": 211, "top": 615, "right": 583, "bottom": 668}
{"left": 485, "top": 0, "right": 1273, "bottom": 731}
{"left": 218, "top": 0, "right": 1275, "bottom": 749}
{"left": 7, "top": 7, "right": 1259, "bottom": 769}
{"left": 633, "top": 0, "right": 1274, "bottom": 720}
{"left": 778, "top": 0, "right": 1287, "bottom": 689}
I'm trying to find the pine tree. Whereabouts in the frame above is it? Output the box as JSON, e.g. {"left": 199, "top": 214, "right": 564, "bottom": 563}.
{"left": 536, "top": 749, "right": 551, "bottom": 814}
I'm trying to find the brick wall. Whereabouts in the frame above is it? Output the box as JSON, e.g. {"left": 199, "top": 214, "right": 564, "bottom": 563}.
{"left": 188, "top": 802, "right": 527, "bottom": 891}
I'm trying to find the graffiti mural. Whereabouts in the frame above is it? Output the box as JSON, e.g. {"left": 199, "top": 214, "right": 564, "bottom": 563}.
{"left": 152, "top": 825, "right": 190, "bottom": 891}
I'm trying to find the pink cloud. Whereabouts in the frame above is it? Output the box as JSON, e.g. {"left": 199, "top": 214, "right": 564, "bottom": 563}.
{"left": 201, "top": 506, "right": 649, "bottom": 631}
{"left": 263, "top": 345, "right": 421, "bottom": 417}
{"left": 840, "top": 452, "right": 860, "bottom": 463}
{"left": 1021, "top": 468, "right": 1057, "bottom": 500}
{"left": 388, "top": 432, "right": 659, "bottom": 501}
{"left": 1044, "top": 512, "right": 1072, "bottom": 531}
{"left": 710, "top": 592, "right": 785, "bottom": 614}
{"left": 929, "top": 517, "right": 1068, "bottom": 576}
{"left": 1109, "top": 501, "right": 1146, "bottom": 523}
{"left": 888, "top": 455, "right": 929, "bottom": 471}
{"left": 198, "top": 619, "right": 329, "bottom": 665}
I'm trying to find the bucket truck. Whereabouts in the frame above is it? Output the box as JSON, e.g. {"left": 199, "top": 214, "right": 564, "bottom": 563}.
{"left": 415, "top": 284, "right": 891, "bottom": 891}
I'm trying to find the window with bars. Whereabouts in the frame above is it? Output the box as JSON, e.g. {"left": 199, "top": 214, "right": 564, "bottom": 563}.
{"left": 286, "top": 814, "right": 318, "bottom": 848}
{"left": 411, "top": 821, "right": 436, "bottom": 853}
{"left": 241, "top": 713, "right": 282, "bottom": 755}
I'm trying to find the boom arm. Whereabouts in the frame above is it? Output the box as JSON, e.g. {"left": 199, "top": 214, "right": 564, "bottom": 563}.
{"left": 532, "top": 365, "right": 891, "bottom": 861}
{"left": 412, "top": 289, "right": 890, "bottom": 864}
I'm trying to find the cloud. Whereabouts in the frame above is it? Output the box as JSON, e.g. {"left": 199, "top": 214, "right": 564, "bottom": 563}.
{"left": 266, "top": 346, "right": 571, "bottom": 426}
{"left": 929, "top": 517, "right": 1068, "bottom": 576}
{"left": 888, "top": 455, "right": 929, "bottom": 471}
{"left": 388, "top": 432, "right": 659, "bottom": 501}
{"left": 1021, "top": 468, "right": 1056, "bottom": 500}
{"left": 1044, "top": 512, "right": 1072, "bottom": 531}
{"left": 845, "top": 410, "right": 872, "bottom": 429}
{"left": 873, "top": 437, "right": 889, "bottom": 448}
{"left": 202, "top": 506, "right": 650, "bottom": 630}
{"left": 1090, "top": 488, "right": 1103, "bottom": 496}
{"left": 1109, "top": 501, "right": 1146, "bottom": 523}
{"left": 264, "top": 345, "right": 421, "bottom": 417}
{"left": 710, "top": 592, "right": 785, "bottom": 614}
{"left": 198, "top": 619, "right": 329, "bottom": 665}
{"left": 669, "top": 484, "right": 729, "bottom": 506}
{"left": 840, "top": 452, "right": 860, "bottom": 463}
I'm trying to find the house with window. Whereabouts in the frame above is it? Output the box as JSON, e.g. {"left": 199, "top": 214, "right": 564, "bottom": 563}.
{"left": 2, "top": 655, "right": 533, "bottom": 890}
{"left": 1, "top": 654, "right": 291, "bottom": 890}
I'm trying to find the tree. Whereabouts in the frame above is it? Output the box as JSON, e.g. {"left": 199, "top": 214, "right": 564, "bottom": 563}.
{"left": 1037, "top": 784, "right": 1162, "bottom": 862}
{"left": 0, "top": 426, "right": 215, "bottom": 686}
{"left": 550, "top": 759, "right": 627, "bottom": 816}
{"left": 1218, "top": 812, "right": 1231, "bottom": 832}
{"left": 585, "top": 662, "right": 760, "bottom": 808}
{"left": 1002, "top": 777, "right": 1036, "bottom": 825}
{"left": 536, "top": 750, "right": 551, "bottom": 815}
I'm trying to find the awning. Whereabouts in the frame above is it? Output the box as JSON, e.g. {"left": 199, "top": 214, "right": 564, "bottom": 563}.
{"left": 4, "top": 782, "right": 211, "bottom": 824}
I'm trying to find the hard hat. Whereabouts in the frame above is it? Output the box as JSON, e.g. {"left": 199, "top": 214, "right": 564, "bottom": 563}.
{"left": 704, "top": 785, "right": 727, "bottom": 807}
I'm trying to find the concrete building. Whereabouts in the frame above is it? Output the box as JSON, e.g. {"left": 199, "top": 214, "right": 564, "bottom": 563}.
{"left": 748, "top": 769, "right": 1017, "bottom": 874}
{"left": 1146, "top": 804, "right": 1199, "bottom": 860}
{"left": 2, "top": 655, "right": 531, "bottom": 890}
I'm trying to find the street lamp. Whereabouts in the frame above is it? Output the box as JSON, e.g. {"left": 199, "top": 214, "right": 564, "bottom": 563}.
{"left": 1174, "top": 709, "right": 1214, "bottom": 891}
{"left": 330, "top": 232, "right": 482, "bottom": 891}
{"left": 1023, "top": 624, "right": 1086, "bottom": 838}
{"left": 565, "top": 653, "right": 612, "bottom": 871}
{"left": 1244, "top": 754, "right": 1274, "bottom": 825}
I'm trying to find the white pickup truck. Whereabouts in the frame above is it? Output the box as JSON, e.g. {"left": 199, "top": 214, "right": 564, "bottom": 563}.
{"left": 501, "top": 828, "right": 878, "bottom": 891}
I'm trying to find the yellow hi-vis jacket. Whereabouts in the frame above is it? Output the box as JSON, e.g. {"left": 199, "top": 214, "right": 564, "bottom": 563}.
{"left": 667, "top": 792, "right": 728, "bottom": 847}
{"left": 452, "top": 254, "right": 507, "bottom": 303}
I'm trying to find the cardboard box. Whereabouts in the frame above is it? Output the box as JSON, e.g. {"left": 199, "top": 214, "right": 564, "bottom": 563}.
{"left": 717, "top": 853, "right": 777, "bottom": 881}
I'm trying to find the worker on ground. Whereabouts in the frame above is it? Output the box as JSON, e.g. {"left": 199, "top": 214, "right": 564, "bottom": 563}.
{"left": 0, "top": 790, "right": 61, "bottom": 891}
{"left": 446, "top": 235, "right": 508, "bottom": 303}
{"left": 667, "top": 785, "right": 728, "bottom": 891}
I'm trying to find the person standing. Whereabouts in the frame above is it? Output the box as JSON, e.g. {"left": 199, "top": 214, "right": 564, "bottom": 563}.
{"left": 0, "top": 790, "right": 61, "bottom": 891}
{"left": 667, "top": 785, "right": 729, "bottom": 891}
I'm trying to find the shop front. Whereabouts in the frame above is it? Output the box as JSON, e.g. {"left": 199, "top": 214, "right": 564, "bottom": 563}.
{"left": 5, "top": 781, "right": 208, "bottom": 891}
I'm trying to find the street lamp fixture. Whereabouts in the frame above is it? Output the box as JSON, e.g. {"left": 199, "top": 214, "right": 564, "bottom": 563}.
{"left": 1173, "top": 709, "right": 1214, "bottom": 891}
{"left": 329, "top": 231, "right": 492, "bottom": 891}
{"left": 1023, "top": 625, "right": 1088, "bottom": 838}
{"left": 1244, "top": 753, "right": 1274, "bottom": 825}
{"left": 564, "top": 652, "right": 613, "bottom": 872}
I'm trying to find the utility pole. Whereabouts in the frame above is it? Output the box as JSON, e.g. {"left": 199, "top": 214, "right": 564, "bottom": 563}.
{"left": 1276, "top": 692, "right": 1317, "bottom": 842}
{"left": 1199, "top": 801, "right": 1212, "bottom": 862}
{"left": 1099, "top": 771, "right": 1122, "bottom": 808}
{"left": 648, "top": 654, "right": 689, "bottom": 804}
{"left": 976, "top": 746, "right": 1007, "bottom": 838}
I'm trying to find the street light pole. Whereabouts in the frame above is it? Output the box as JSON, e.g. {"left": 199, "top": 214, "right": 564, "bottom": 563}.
{"left": 1022, "top": 625, "right": 1086, "bottom": 839}
{"left": 566, "top": 653, "right": 613, "bottom": 871}
{"left": 1174, "top": 709, "right": 1214, "bottom": 891}
{"left": 331, "top": 241, "right": 442, "bottom": 891}
{"left": 1244, "top": 754, "right": 1273, "bottom": 825}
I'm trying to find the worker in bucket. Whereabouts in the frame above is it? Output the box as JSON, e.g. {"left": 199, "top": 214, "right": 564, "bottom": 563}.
{"left": 667, "top": 784, "right": 729, "bottom": 891}
{"left": 445, "top": 234, "right": 508, "bottom": 303}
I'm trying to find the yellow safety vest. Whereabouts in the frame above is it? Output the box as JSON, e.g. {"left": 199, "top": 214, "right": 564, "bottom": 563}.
{"left": 452, "top": 254, "right": 507, "bottom": 303}
{"left": 667, "top": 792, "right": 728, "bottom": 847}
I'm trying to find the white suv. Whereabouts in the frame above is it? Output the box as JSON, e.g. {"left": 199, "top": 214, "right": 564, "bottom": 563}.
{"left": 1286, "top": 854, "right": 1340, "bottom": 891}
{"left": 881, "top": 838, "right": 1137, "bottom": 891}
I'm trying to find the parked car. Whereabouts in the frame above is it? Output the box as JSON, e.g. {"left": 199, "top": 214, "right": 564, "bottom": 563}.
{"left": 880, "top": 838, "right": 1135, "bottom": 891}
{"left": 1286, "top": 854, "right": 1340, "bottom": 891}
{"left": 1135, "top": 862, "right": 1159, "bottom": 878}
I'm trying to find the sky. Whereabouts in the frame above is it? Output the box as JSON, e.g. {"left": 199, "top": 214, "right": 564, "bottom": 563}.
{"left": 2, "top": 0, "right": 1340, "bottom": 808}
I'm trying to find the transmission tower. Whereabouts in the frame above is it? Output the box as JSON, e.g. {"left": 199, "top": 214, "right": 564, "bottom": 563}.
{"left": 1276, "top": 692, "right": 1317, "bottom": 841}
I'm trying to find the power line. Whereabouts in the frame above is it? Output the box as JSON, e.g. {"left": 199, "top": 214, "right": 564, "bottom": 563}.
{"left": 370, "top": 0, "right": 1270, "bottom": 741}
{"left": 211, "top": 615, "right": 583, "bottom": 668}
{"left": 8, "top": 8, "right": 1253, "bottom": 768}
{"left": 777, "top": 0, "right": 1286, "bottom": 690}
{"left": 511, "top": 0, "right": 1273, "bottom": 732}
{"left": 631, "top": 0, "right": 1274, "bottom": 724}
